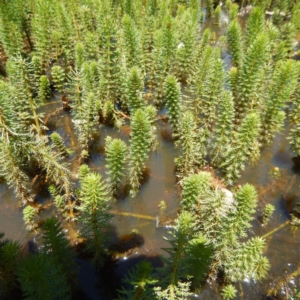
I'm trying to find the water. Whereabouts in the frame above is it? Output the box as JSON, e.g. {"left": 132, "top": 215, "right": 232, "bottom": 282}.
{"left": 1, "top": 9, "right": 300, "bottom": 300}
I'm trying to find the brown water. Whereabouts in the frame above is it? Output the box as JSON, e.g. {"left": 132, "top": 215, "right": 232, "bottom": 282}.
{"left": 1, "top": 10, "right": 300, "bottom": 300}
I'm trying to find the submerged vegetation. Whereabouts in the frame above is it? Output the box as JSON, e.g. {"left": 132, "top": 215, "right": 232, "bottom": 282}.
{"left": 0, "top": 0, "right": 300, "bottom": 299}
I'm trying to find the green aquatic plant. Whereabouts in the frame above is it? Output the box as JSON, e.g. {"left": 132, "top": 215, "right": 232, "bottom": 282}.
{"left": 50, "top": 132, "right": 68, "bottom": 157}
{"left": 126, "top": 66, "right": 145, "bottom": 113}
{"left": 227, "top": 19, "right": 244, "bottom": 68}
{"left": 0, "top": 141, "right": 34, "bottom": 205}
{"left": 262, "top": 204, "right": 275, "bottom": 225}
{"left": 164, "top": 74, "right": 182, "bottom": 134}
{"left": 78, "top": 172, "right": 112, "bottom": 266}
{"left": 17, "top": 253, "right": 71, "bottom": 300}
{"left": 221, "top": 284, "right": 237, "bottom": 300}
{"left": 38, "top": 75, "right": 50, "bottom": 103}
{"left": 122, "top": 14, "right": 142, "bottom": 69}
{"left": 118, "top": 261, "right": 157, "bottom": 299}
{"left": 175, "top": 110, "right": 206, "bottom": 178}
{"left": 0, "top": 233, "right": 22, "bottom": 297}
{"left": 6, "top": 57, "right": 43, "bottom": 136}
{"left": 261, "top": 60, "right": 299, "bottom": 145}
{"left": 210, "top": 90, "right": 234, "bottom": 167}
{"left": 23, "top": 206, "right": 38, "bottom": 232}
{"left": 220, "top": 113, "right": 261, "bottom": 185}
{"left": 98, "top": 15, "right": 120, "bottom": 104}
{"left": 181, "top": 172, "right": 212, "bottom": 211}
{"left": 189, "top": 45, "right": 215, "bottom": 123}
{"left": 157, "top": 211, "right": 196, "bottom": 299}
{"left": 128, "top": 109, "right": 152, "bottom": 196}
{"left": 73, "top": 92, "right": 98, "bottom": 158}
{"left": 51, "top": 65, "right": 66, "bottom": 94}
{"left": 235, "top": 33, "right": 270, "bottom": 120}
{"left": 176, "top": 12, "right": 197, "bottom": 82}
{"left": 42, "top": 218, "right": 78, "bottom": 287}
{"left": 245, "top": 7, "right": 265, "bottom": 47}
{"left": 105, "top": 137, "right": 127, "bottom": 194}
{"left": 288, "top": 123, "right": 300, "bottom": 157}
{"left": 214, "top": 5, "right": 222, "bottom": 26}
{"left": 199, "top": 50, "right": 225, "bottom": 130}
{"left": 224, "top": 237, "right": 270, "bottom": 282}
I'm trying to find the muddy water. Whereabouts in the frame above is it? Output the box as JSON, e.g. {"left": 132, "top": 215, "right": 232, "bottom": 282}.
{"left": 0, "top": 12, "right": 300, "bottom": 300}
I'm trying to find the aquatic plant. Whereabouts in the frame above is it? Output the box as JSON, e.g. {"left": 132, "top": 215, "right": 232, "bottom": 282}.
{"left": 118, "top": 261, "right": 157, "bottom": 299}
{"left": 38, "top": 75, "right": 50, "bottom": 103}
{"left": 261, "top": 60, "right": 299, "bottom": 145}
{"left": 221, "top": 285, "right": 237, "bottom": 300}
{"left": 245, "top": 7, "right": 265, "bottom": 47}
{"left": 51, "top": 65, "right": 66, "bottom": 94}
{"left": 42, "top": 218, "right": 78, "bottom": 287}
{"left": 50, "top": 132, "right": 68, "bottom": 157}
{"left": 128, "top": 109, "right": 152, "bottom": 196}
{"left": 220, "top": 113, "right": 261, "bottom": 185}
{"left": 227, "top": 20, "right": 244, "bottom": 68}
{"left": 175, "top": 110, "right": 206, "bottom": 178}
{"left": 235, "top": 33, "right": 270, "bottom": 120}
{"left": 78, "top": 172, "right": 112, "bottom": 266}
{"left": 0, "top": 233, "right": 22, "bottom": 297}
{"left": 164, "top": 74, "right": 182, "bottom": 134}
{"left": 210, "top": 90, "right": 234, "bottom": 167}
{"left": 262, "top": 204, "right": 275, "bottom": 225}
{"left": 73, "top": 92, "right": 98, "bottom": 158}
{"left": 17, "top": 253, "right": 71, "bottom": 300}
{"left": 122, "top": 14, "right": 142, "bottom": 69}
{"left": 23, "top": 206, "right": 38, "bottom": 232}
{"left": 126, "top": 66, "right": 145, "bottom": 113}
{"left": 105, "top": 137, "right": 128, "bottom": 194}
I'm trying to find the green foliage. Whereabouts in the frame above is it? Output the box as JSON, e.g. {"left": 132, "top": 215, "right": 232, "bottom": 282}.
{"left": 175, "top": 111, "right": 206, "bottom": 178}
{"left": 17, "top": 253, "right": 71, "bottom": 300}
{"left": 220, "top": 113, "right": 261, "bottom": 185}
{"left": 227, "top": 20, "right": 244, "bottom": 68}
{"left": 245, "top": 7, "right": 265, "bottom": 47}
{"left": 175, "top": 11, "right": 197, "bottom": 82}
{"left": 164, "top": 74, "right": 182, "bottom": 133}
{"left": 78, "top": 172, "right": 112, "bottom": 266}
{"left": 105, "top": 137, "right": 127, "bottom": 194}
{"left": 235, "top": 33, "right": 270, "bottom": 120}
{"left": 181, "top": 172, "right": 212, "bottom": 210}
{"left": 199, "top": 50, "right": 226, "bottom": 130}
{"left": 261, "top": 60, "right": 299, "bottom": 145}
{"left": 73, "top": 92, "right": 99, "bottom": 158}
{"left": 98, "top": 15, "right": 120, "bottom": 103}
{"left": 210, "top": 90, "right": 234, "bottom": 167}
{"left": 128, "top": 109, "right": 152, "bottom": 196}
{"left": 262, "top": 204, "right": 275, "bottom": 225}
{"left": 51, "top": 132, "right": 68, "bottom": 157}
{"left": 222, "top": 284, "right": 237, "bottom": 300}
{"left": 118, "top": 261, "right": 157, "bottom": 299}
{"left": 42, "top": 218, "right": 78, "bottom": 287}
{"left": 288, "top": 123, "right": 300, "bottom": 156}
{"left": 214, "top": 5, "right": 222, "bottom": 26}
{"left": 224, "top": 237, "right": 270, "bottom": 282}
{"left": 0, "top": 233, "right": 22, "bottom": 297}
{"left": 51, "top": 65, "right": 66, "bottom": 93}
{"left": 6, "top": 57, "right": 43, "bottom": 135}
{"left": 122, "top": 14, "right": 142, "bottom": 69}
{"left": 126, "top": 66, "right": 145, "bottom": 113}
{"left": 78, "top": 164, "right": 90, "bottom": 180}
{"left": 23, "top": 206, "right": 38, "bottom": 232}
{"left": 0, "top": 141, "right": 34, "bottom": 204}
{"left": 38, "top": 75, "right": 50, "bottom": 103}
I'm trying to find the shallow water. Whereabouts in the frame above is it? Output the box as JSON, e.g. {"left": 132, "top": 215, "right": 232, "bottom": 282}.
{"left": 1, "top": 9, "right": 300, "bottom": 300}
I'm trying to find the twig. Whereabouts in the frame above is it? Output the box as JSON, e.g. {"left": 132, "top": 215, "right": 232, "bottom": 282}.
{"left": 44, "top": 107, "right": 63, "bottom": 124}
